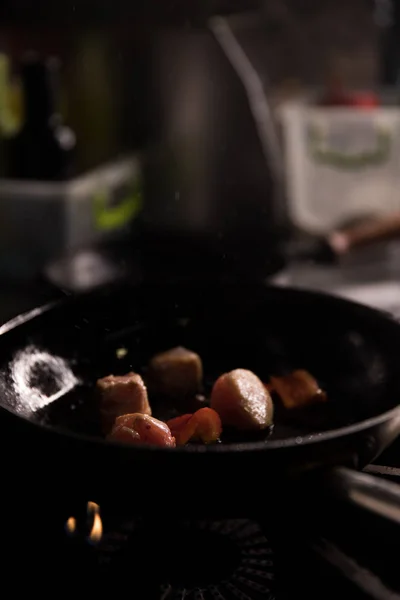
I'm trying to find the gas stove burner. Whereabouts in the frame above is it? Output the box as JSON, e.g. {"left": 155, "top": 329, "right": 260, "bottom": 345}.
{"left": 98, "top": 518, "right": 274, "bottom": 599}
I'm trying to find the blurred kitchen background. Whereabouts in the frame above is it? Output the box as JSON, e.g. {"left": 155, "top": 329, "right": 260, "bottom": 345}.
{"left": 1, "top": 0, "right": 400, "bottom": 320}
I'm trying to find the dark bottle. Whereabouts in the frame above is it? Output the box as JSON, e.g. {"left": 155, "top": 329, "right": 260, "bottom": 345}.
{"left": 7, "top": 54, "right": 76, "bottom": 181}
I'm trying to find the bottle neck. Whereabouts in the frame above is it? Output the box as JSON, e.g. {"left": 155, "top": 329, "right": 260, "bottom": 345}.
{"left": 22, "top": 61, "right": 58, "bottom": 127}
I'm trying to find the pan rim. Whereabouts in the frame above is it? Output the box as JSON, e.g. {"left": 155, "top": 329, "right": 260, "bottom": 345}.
{"left": 1, "top": 284, "right": 400, "bottom": 453}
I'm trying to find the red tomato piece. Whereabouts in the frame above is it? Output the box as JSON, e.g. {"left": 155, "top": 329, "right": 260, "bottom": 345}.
{"left": 167, "top": 414, "right": 193, "bottom": 444}
{"left": 166, "top": 407, "right": 222, "bottom": 445}
{"left": 191, "top": 407, "right": 222, "bottom": 444}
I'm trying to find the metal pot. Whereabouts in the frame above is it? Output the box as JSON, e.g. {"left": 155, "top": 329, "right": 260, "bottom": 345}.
{"left": 141, "top": 16, "right": 289, "bottom": 277}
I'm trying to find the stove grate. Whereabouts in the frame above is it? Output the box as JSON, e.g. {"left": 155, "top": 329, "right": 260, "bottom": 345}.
{"left": 96, "top": 518, "right": 275, "bottom": 600}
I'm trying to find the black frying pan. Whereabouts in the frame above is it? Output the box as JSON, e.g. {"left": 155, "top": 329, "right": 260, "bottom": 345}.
{"left": 1, "top": 282, "right": 400, "bottom": 524}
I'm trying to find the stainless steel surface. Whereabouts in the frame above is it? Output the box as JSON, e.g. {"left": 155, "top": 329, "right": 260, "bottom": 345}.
{"left": 328, "top": 466, "right": 400, "bottom": 526}
{"left": 142, "top": 17, "right": 286, "bottom": 255}
{"left": 271, "top": 241, "right": 400, "bottom": 318}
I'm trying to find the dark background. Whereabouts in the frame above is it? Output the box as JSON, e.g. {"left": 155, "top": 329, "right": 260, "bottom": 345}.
{"left": 0, "top": 0, "right": 384, "bottom": 174}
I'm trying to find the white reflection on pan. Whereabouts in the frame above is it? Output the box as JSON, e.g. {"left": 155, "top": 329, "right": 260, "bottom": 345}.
{"left": 10, "top": 346, "right": 78, "bottom": 412}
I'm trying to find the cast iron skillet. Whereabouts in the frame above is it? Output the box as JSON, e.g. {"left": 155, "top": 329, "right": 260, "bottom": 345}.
{"left": 1, "top": 281, "right": 400, "bottom": 522}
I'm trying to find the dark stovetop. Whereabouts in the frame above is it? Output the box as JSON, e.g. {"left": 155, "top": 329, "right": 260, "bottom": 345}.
{"left": 2, "top": 278, "right": 400, "bottom": 599}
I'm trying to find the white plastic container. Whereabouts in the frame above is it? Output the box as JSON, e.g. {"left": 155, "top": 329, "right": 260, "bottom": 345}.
{"left": 280, "top": 98, "right": 400, "bottom": 234}
{"left": 0, "top": 155, "right": 142, "bottom": 280}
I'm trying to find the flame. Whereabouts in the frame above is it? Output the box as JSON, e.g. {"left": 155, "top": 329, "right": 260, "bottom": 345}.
{"left": 65, "top": 501, "right": 103, "bottom": 544}
{"left": 87, "top": 502, "right": 103, "bottom": 544}
{"left": 65, "top": 516, "right": 77, "bottom": 534}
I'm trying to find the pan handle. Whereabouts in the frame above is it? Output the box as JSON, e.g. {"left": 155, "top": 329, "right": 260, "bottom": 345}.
{"left": 323, "top": 466, "right": 400, "bottom": 524}
{"left": 287, "top": 212, "right": 400, "bottom": 265}
{"left": 327, "top": 212, "right": 400, "bottom": 259}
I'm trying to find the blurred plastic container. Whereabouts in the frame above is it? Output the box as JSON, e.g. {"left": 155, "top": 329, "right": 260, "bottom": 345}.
{"left": 0, "top": 155, "right": 142, "bottom": 281}
{"left": 280, "top": 94, "right": 400, "bottom": 234}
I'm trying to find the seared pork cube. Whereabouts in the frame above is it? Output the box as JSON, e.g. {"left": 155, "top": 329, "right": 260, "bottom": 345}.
{"left": 211, "top": 369, "right": 274, "bottom": 430}
{"left": 97, "top": 372, "right": 151, "bottom": 433}
{"left": 149, "top": 346, "right": 203, "bottom": 399}
{"left": 108, "top": 413, "right": 176, "bottom": 447}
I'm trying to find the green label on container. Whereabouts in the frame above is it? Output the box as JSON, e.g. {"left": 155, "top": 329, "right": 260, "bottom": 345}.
{"left": 93, "top": 178, "right": 143, "bottom": 232}
{"left": 307, "top": 118, "right": 391, "bottom": 170}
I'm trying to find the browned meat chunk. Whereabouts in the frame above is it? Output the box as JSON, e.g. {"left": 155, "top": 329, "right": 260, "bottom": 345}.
{"left": 211, "top": 369, "right": 274, "bottom": 430}
{"left": 108, "top": 413, "right": 176, "bottom": 447}
{"left": 270, "top": 370, "right": 327, "bottom": 410}
{"left": 149, "top": 346, "right": 203, "bottom": 399}
{"left": 97, "top": 372, "right": 151, "bottom": 433}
